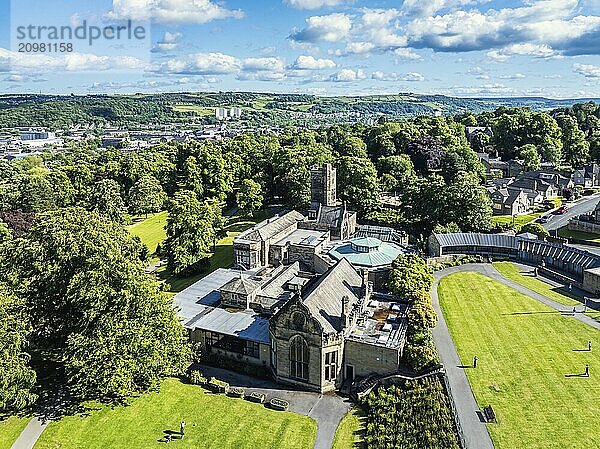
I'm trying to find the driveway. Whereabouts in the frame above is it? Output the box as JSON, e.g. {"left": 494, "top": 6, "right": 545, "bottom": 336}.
{"left": 198, "top": 365, "right": 352, "bottom": 449}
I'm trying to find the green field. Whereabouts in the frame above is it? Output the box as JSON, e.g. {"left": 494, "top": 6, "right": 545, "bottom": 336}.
{"left": 493, "top": 261, "right": 580, "bottom": 306}
{"left": 438, "top": 272, "right": 600, "bottom": 449}
{"left": 557, "top": 227, "right": 600, "bottom": 243}
{"left": 0, "top": 416, "right": 29, "bottom": 449}
{"left": 491, "top": 212, "right": 542, "bottom": 227}
{"left": 34, "top": 378, "right": 316, "bottom": 449}
{"left": 171, "top": 104, "right": 215, "bottom": 116}
{"left": 332, "top": 409, "right": 364, "bottom": 449}
{"left": 128, "top": 211, "right": 168, "bottom": 261}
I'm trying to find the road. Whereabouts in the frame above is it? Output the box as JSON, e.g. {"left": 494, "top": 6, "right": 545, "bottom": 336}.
{"left": 542, "top": 194, "right": 600, "bottom": 231}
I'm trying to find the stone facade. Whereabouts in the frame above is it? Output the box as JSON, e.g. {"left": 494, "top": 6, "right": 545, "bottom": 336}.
{"left": 310, "top": 163, "right": 337, "bottom": 208}
{"left": 344, "top": 339, "right": 401, "bottom": 379}
{"left": 270, "top": 299, "right": 344, "bottom": 392}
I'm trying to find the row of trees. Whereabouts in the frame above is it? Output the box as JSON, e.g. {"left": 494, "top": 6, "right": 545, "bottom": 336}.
{"left": 457, "top": 102, "right": 600, "bottom": 168}
{"left": 388, "top": 254, "right": 439, "bottom": 372}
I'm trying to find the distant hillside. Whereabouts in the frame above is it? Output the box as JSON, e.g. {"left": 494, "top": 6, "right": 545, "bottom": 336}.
{"left": 0, "top": 92, "right": 598, "bottom": 129}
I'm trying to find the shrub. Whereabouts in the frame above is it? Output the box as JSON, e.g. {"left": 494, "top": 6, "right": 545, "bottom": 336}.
{"left": 360, "top": 379, "right": 460, "bottom": 449}
{"left": 403, "top": 343, "right": 439, "bottom": 372}
{"left": 189, "top": 370, "right": 205, "bottom": 385}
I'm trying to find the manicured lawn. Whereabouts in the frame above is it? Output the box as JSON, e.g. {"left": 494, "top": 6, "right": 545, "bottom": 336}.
{"left": 34, "top": 378, "right": 316, "bottom": 449}
{"left": 491, "top": 212, "right": 542, "bottom": 227}
{"left": 332, "top": 409, "right": 364, "bottom": 449}
{"left": 558, "top": 227, "right": 600, "bottom": 243}
{"left": 438, "top": 272, "right": 600, "bottom": 449}
{"left": 0, "top": 416, "right": 29, "bottom": 449}
{"left": 493, "top": 261, "right": 580, "bottom": 306}
{"left": 128, "top": 211, "right": 168, "bottom": 261}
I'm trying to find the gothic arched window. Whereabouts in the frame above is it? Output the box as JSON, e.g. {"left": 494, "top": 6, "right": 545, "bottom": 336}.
{"left": 289, "top": 335, "right": 309, "bottom": 381}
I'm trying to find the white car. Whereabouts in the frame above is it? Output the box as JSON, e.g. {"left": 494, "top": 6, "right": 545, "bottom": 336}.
{"left": 538, "top": 215, "right": 552, "bottom": 223}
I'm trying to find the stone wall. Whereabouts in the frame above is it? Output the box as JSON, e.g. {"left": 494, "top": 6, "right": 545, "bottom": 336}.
{"left": 583, "top": 269, "right": 600, "bottom": 295}
{"left": 568, "top": 218, "right": 600, "bottom": 234}
{"left": 270, "top": 299, "right": 344, "bottom": 392}
{"left": 344, "top": 339, "right": 400, "bottom": 379}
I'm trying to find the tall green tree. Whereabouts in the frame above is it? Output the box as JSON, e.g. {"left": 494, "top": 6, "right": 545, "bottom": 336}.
{"left": 388, "top": 254, "right": 434, "bottom": 300}
{"left": 556, "top": 114, "right": 590, "bottom": 167}
{"left": 165, "top": 190, "right": 219, "bottom": 276}
{"left": 237, "top": 179, "right": 263, "bottom": 217}
{"left": 88, "top": 179, "right": 128, "bottom": 223}
{"left": 518, "top": 144, "right": 542, "bottom": 172}
{"left": 336, "top": 156, "right": 380, "bottom": 214}
{"left": 0, "top": 284, "right": 37, "bottom": 412}
{"left": 129, "top": 175, "right": 166, "bottom": 217}
{"left": 0, "top": 208, "right": 190, "bottom": 403}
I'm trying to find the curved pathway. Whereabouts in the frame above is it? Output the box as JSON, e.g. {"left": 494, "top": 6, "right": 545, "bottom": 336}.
{"left": 432, "top": 262, "right": 600, "bottom": 449}
{"left": 431, "top": 265, "right": 495, "bottom": 449}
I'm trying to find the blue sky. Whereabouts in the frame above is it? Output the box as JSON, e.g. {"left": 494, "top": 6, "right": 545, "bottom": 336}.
{"left": 1, "top": 0, "right": 600, "bottom": 97}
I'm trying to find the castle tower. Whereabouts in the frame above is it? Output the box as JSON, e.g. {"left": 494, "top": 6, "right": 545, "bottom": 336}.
{"left": 310, "top": 163, "right": 337, "bottom": 209}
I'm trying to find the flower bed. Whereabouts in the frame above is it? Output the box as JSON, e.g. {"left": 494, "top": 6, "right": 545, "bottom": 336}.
{"left": 229, "top": 387, "right": 245, "bottom": 398}
{"left": 270, "top": 397, "right": 289, "bottom": 411}
{"left": 208, "top": 377, "right": 229, "bottom": 394}
{"left": 246, "top": 391, "right": 265, "bottom": 404}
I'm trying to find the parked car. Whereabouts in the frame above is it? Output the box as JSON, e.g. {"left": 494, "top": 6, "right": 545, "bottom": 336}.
{"left": 554, "top": 205, "right": 569, "bottom": 215}
{"left": 538, "top": 214, "right": 552, "bottom": 223}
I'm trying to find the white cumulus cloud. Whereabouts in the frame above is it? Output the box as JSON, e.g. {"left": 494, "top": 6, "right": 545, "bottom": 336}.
{"left": 292, "top": 55, "right": 337, "bottom": 69}
{"left": 330, "top": 68, "right": 366, "bottom": 82}
{"left": 284, "top": 0, "right": 346, "bottom": 9}
{"left": 289, "top": 13, "right": 352, "bottom": 42}
{"left": 107, "top": 0, "right": 244, "bottom": 24}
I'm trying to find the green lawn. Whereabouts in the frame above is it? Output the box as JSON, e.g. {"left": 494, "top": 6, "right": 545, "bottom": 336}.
{"left": 332, "top": 409, "right": 364, "bottom": 449}
{"left": 557, "top": 227, "right": 600, "bottom": 243}
{"left": 491, "top": 212, "right": 542, "bottom": 227}
{"left": 34, "top": 378, "right": 316, "bottom": 449}
{"left": 0, "top": 416, "right": 29, "bottom": 449}
{"left": 128, "top": 211, "right": 168, "bottom": 261}
{"left": 493, "top": 261, "right": 580, "bottom": 306}
{"left": 438, "top": 272, "right": 600, "bottom": 449}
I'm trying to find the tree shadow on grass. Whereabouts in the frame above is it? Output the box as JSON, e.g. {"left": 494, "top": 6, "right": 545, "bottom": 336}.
{"left": 503, "top": 311, "right": 561, "bottom": 316}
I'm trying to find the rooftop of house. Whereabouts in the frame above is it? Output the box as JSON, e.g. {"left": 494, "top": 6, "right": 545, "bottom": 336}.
{"left": 172, "top": 268, "right": 270, "bottom": 344}
{"left": 346, "top": 299, "right": 408, "bottom": 349}
{"left": 301, "top": 258, "right": 364, "bottom": 334}
{"left": 327, "top": 237, "right": 407, "bottom": 268}
{"left": 273, "top": 228, "right": 328, "bottom": 248}
{"left": 235, "top": 210, "right": 305, "bottom": 243}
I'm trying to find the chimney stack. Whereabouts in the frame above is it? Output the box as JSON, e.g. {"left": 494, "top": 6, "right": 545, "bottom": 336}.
{"left": 341, "top": 295, "right": 350, "bottom": 329}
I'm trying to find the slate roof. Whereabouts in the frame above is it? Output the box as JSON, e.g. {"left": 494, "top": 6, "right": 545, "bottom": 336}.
{"left": 220, "top": 275, "right": 261, "bottom": 295}
{"left": 172, "top": 268, "right": 270, "bottom": 344}
{"left": 236, "top": 210, "right": 305, "bottom": 243}
{"left": 302, "top": 258, "right": 363, "bottom": 334}
{"left": 433, "top": 233, "right": 519, "bottom": 249}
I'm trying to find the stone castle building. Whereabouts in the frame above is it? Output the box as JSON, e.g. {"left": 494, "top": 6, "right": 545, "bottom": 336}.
{"left": 174, "top": 163, "right": 410, "bottom": 393}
